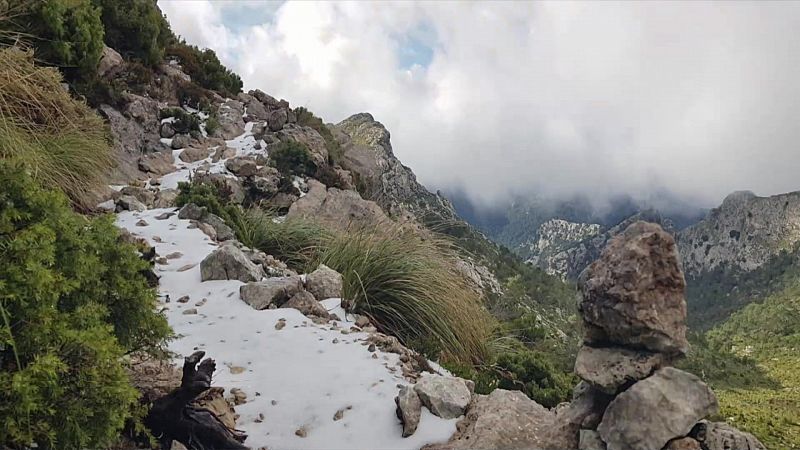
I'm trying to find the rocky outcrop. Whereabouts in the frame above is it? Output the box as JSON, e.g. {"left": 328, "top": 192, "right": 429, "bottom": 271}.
{"left": 579, "top": 221, "right": 688, "bottom": 355}
{"left": 677, "top": 190, "right": 800, "bottom": 276}
{"left": 535, "top": 210, "right": 675, "bottom": 280}
{"left": 305, "top": 264, "right": 343, "bottom": 300}
{"left": 99, "top": 100, "right": 167, "bottom": 183}
{"left": 414, "top": 373, "right": 472, "bottom": 419}
{"left": 422, "top": 389, "right": 563, "bottom": 450}
{"left": 286, "top": 179, "right": 390, "bottom": 230}
{"left": 527, "top": 219, "right": 601, "bottom": 278}
{"left": 334, "top": 113, "right": 458, "bottom": 223}
{"left": 200, "top": 244, "right": 264, "bottom": 282}
{"left": 598, "top": 367, "right": 717, "bottom": 450}
{"left": 239, "top": 276, "right": 304, "bottom": 310}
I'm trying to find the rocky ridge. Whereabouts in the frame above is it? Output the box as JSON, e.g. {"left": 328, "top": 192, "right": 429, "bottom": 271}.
{"left": 526, "top": 190, "right": 800, "bottom": 282}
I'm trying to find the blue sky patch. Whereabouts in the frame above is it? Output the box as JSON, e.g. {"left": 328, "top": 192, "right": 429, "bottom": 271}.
{"left": 395, "top": 21, "right": 437, "bottom": 70}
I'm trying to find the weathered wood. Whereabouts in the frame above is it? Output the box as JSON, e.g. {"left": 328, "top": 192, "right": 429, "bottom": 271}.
{"left": 145, "top": 351, "right": 249, "bottom": 450}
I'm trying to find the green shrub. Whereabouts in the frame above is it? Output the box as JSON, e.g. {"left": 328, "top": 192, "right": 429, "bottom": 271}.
{"left": 7, "top": 0, "right": 105, "bottom": 82}
{"left": 205, "top": 113, "right": 220, "bottom": 136}
{"left": 229, "top": 209, "right": 330, "bottom": 271}
{"left": 318, "top": 224, "right": 495, "bottom": 364}
{"left": 159, "top": 107, "right": 200, "bottom": 134}
{"left": 0, "top": 162, "right": 170, "bottom": 449}
{"left": 92, "top": 0, "right": 174, "bottom": 66}
{"left": 444, "top": 346, "right": 574, "bottom": 408}
{"left": 269, "top": 141, "right": 317, "bottom": 177}
{"left": 175, "top": 180, "right": 235, "bottom": 223}
{"left": 294, "top": 107, "right": 343, "bottom": 164}
{"left": 176, "top": 81, "right": 214, "bottom": 111}
{"left": 166, "top": 43, "right": 242, "bottom": 97}
{"left": 0, "top": 48, "right": 112, "bottom": 209}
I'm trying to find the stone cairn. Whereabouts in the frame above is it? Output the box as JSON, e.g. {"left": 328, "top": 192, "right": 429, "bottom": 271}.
{"left": 574, "top": 221, "right": 765, "bottom": 450}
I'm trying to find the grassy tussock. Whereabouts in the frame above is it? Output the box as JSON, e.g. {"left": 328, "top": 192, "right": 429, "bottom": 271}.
{"left": 229, "top": 208, "right": 330, "bottom": 271}
{"left": 317, "top": 223, "right": 495, "bottom": 364}
{"left": 0, "top": 47, "right": 111, "bottom": 208}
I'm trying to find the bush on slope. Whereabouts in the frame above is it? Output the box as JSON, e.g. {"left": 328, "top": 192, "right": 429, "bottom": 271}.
{"left": 703, "top": 280, "right": 800, "bottom": 449}
{"left": 0, "top": 162, "right": 170, "bottom": 449}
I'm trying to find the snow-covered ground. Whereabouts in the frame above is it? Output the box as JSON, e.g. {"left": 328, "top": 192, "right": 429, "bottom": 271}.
{"left": 114, "top": 119, "right": 457, "bottom": 449}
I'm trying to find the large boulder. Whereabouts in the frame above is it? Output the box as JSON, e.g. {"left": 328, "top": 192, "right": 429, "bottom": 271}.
{"left": 120, "top": 186, "right": 156, "bottom": 208}
{"left": 200, "top": 244, "right": 264, "bottom": 282}
{"left": 574, "top": 345, "right": 664, "bottom": 394}
{"left": 286, "top": 179, "right": 390, "bottom": 231}
{"left": 97, "top": 45, "right": 124, "bottom": 78}
{"left": 116, "top": 195, "right": 147, "bottom": 212}
{"left": 282, "top": 290, "right": 329, "bottom": 318}
{"left": 597, "top": 367, "right": 718, "bottom": 450}
{"left": 154, "top": 189, "right": 179, "bottom": 208}
{"left": 204, "top": 213, "right": 235, "bottom": 241}
{"left": 422, "top": 389, "right": 558, "bottom": 450}
{"left": 305, "top": 264, "right": 343, "bottom": 300}
{"left": 138, "top": 152, "right": 175, "bottom": 176}
{"left": 225, "top": 156, "right": 257, "bottom": 177}
{"left": 171, "top": 134, "right": 190, "bottom": 150}
{"left": 179, "top": 146, "right": 209, "bottom": 163}
{"left": 215, "top": 99, "right": 246, "bottom": 140}
{"left": 239, "top": 276, "right": 304, "bottom": 310}
{"left": 579, "top": 221, "right": 689, "bottom": 355}
{"left": 395, "top": 385, "right": 422, "bottom": 438}
{"left": 689, "top": 420, "right": 766, "bottom": 450}
{"left": 413, "top": 373, "right": 471, "bottom": 420}
{"left": 267, "top": 108, "right": 288, "bottom": 132}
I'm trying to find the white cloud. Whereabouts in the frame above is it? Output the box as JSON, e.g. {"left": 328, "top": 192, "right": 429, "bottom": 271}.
{"left": 158, "top": 1, "right": 800, "bottom": 208}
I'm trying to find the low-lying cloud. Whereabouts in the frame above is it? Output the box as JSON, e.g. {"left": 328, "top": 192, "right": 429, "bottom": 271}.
{"left": 159, "top": 1, "right": 800, "bottom": 209}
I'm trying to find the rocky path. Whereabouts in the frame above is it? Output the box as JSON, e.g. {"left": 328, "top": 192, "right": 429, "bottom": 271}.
{"left": 113, "top": 124, "right": 457, "bottom": 449}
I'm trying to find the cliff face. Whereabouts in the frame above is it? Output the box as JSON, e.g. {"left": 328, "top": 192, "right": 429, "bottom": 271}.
{"left": 521, "top": 190, "right": 800, "bottom": 282}
{"left": 676, "top": 190, "right": 800, "bottom": 276}
{"left": 333, "top": 113, "right": 458, "bottom": 225}
{"left": 526, "top": 219, "right": 601, "bottom": 278}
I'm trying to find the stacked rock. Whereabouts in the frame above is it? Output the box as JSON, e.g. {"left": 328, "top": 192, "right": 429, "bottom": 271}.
{"left": 574, "top": 221, "right": 765, "bottom": 450}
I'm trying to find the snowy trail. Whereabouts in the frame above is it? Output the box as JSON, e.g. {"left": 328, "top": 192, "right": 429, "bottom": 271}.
{"left": 114, "top": 121, "right": 457, "bottom": 449}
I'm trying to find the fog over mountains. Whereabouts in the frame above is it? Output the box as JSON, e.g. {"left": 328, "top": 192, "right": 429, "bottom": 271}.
{"left": 160, "top": 1, "right": 800, "bottom": 214}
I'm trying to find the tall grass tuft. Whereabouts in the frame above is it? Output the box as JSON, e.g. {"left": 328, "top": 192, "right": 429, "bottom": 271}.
{"left": 229, "top": 208, "right": 331, "bottom": 271}
{"left": 0, "top": 47, "right": 111, "bottom": 209}
{"left": 317, "top": 224, "right": 495, "bottom": 364}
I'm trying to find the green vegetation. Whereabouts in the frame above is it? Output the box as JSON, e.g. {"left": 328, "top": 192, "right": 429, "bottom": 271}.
{"left": 294, "top": 107, "right": 343, "bottom": 164}
{"left": 230, "top": 208, "right": 330, "bottom": 271}
{"left": 446, "top": 345, "right": 574, "bottom": 408}
{"left": 702, "top": 280, "right": 800, "bottom": 449}
{"left": 92, "top": 0, "right": 173, "bottom": 65}
{"left": 318, "top": 224, "right": 495, "bottom": 364}
{"left": 166, "top": 43, "right": 242, "bottom": 97}
{"left": 269, "top": 140, "right": 317, "bottom": 177}
{"left": 205, "top": 113, "right": 220, "bottom": 136}
{"left": 0, "top": 162, "right": 170, "bottom": 449}
{"left": 6, "top": 0, "right": 105, "bottom": 82}
{"left": 0, "top": 47, "right": 112, "bottom": 209}
{"left": 686, "top": 244, "right": 800, "bottom": 329}
{"left": 159, "top": 107, "right": 201, "bottom": 134}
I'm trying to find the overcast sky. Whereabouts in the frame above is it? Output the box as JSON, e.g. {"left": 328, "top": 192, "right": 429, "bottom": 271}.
{"left": 159, "top": 1, "right": 800, "bottom": 209}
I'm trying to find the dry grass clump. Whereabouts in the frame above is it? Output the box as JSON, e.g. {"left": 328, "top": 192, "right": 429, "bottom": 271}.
{"left": 0, "top": 47, "right": 111, "bottom": 208}
{"left": 317, "top": 223, "right": 495, "bottom": 364}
